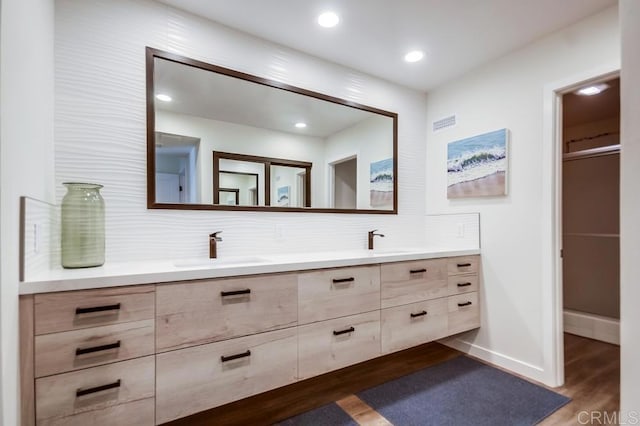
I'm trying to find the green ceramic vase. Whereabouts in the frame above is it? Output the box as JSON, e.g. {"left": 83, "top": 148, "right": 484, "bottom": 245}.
{"left": 61, "top": 182, "right": 105, "bottom": 268}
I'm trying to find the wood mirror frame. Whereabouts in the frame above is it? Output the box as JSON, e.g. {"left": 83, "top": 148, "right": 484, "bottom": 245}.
{"left": 146, "top": 47, "right": 398, "bottom": 214}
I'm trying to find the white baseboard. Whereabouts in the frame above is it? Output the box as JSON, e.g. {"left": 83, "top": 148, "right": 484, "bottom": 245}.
{"left": 438, "top": 334, "right": 547, "bottom": 385}
{"left": 563, "top": 309, "right": 620, "bottom": 345}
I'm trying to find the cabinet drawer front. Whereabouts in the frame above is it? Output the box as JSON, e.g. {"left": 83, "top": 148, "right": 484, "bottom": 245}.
{"left": 34, "top": 286, "right": 154, "bottom": 335}
{"left": 156, "top": 273, "right": 298, "bottom": 351}
{"left": 380, "top": 259, "right": 448, "bottom": 308}
{"left": 447, "top": 255, "right": 480, "bottom": 275}
{"left": 156, "top": 327, "right": 298, "bottom": 424}
{"left": 35, "top": 320, "right": 155, "bottom": 378}
{"left": 448, "top": 292, "right": 480, "bottom": 334}
{"left": 298, "top": 311, "right": 380, "bottom": 379}
{"left": 35, "top": 356, "right": 155, "bottom": 426}
{"left": 447, "top": 274, "right": 479, "bottom": 296}
{"left": 381, "top": 298, "right": 448, "bottom": 354}
{"left": 298, "top": 266, "right": 380, "bottom": 324}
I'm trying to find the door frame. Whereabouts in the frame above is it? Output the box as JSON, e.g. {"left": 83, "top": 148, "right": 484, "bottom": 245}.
{"left": 541, "top": 63, "right": 619, "bottom": 387}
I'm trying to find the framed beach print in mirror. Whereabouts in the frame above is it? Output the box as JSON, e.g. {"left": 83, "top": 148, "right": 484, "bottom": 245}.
{"left": 146, "top": 47, "right": 398, "bottom": 214}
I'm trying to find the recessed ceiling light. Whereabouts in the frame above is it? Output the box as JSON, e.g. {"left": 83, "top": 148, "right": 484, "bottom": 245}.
{"left": 295, "top": 122, "right": 307, "bottom": 129}
{"left": 156, "top": 94, "right": 172, "bottom": 102}
{"left": 318, "top": 11, "right": 339, "bottom": 28}
{"left": 576, "top": 83, "right": 609, "bottom": 96}
{"left": 404, "top": 50, "right": 424, "bottom": 63}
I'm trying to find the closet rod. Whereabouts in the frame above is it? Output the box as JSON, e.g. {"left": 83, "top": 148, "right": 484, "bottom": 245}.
{"left": 563, "top": 144, "right": 620, "bottom": 161}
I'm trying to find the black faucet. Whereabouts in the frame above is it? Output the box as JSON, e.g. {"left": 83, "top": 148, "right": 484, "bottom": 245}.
{"left": 209, "top": 231, "right": 223, "bottom": 258}
{"left": 368, "top": 230, "right": 385, "bottom": 250}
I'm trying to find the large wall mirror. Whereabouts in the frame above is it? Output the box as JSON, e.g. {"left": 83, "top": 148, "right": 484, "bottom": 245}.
{"left": 146, "top": 47, "right": 398, "bottom": 213}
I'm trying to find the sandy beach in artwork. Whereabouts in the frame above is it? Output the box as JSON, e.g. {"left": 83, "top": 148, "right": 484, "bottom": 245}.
{"left": 370, "top": 190, "right": 393, "bottom": 208}
{"left": 447, "top": 171, "right": 505, "bottom": 198}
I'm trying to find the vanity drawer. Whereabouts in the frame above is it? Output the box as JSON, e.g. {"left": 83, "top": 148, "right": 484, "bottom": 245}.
{"left": 448, "top": 292, "right": 480, "bottom": 335}
{"left": 298, "top": 310, "right": 380, "bottom": 379}
{"left": 35, "top": 319, "right": 155, "bottom": 378}
{"left": 35, "top": 356, "right": 155, "bottom": 426}
{"left": 447, "top": 274, "right": 479, "bottom": 296}
{"left": 34, "top": 286, "right": 155, "bottom": 335}
{"left": 381, "top": 298, "right": 448, "bottom": 354}
{"left": 156, "top": 327, "right": 297, "bottom": 424}
{"left": 380, "top": 259, "right": 448, "bottom": 308}
{"left": 156, "top": 273, "right": 297, "bottom": 351}
{"left": 447, "top": 255, "right": 480, "bottom": 275}
{"left": 298, "top": 265, "right": 380, "bottom": 324}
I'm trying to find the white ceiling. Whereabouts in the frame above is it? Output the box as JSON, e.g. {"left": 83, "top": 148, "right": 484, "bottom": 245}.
{"left": 155, "top": 0, "right": 616, "bottom": 92}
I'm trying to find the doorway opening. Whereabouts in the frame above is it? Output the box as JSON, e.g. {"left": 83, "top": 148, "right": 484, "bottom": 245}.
{"left": 329, "top": 156, "right": 357, "bottom": 209}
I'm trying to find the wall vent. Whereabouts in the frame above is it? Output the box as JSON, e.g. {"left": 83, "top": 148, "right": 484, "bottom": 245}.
{"left": 432, "top": 114, "right": 456, "bottom": 132}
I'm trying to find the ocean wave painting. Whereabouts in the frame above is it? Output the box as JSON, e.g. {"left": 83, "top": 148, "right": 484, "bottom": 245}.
{"left": 277, "top": 185, "right": 290, "bottom": 207}
{"left": 370, "top": 158, "right": 393, "bottom": 208}
{"left": 447, "top": 129, "right": 508, "bottom": 198}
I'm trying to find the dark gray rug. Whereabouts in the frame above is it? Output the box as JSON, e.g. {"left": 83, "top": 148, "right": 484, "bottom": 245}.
{"left": 274, "top": 402, "right": 357, "bottom": 426}
{"left": 357, "top": 355, "right": 570, "bottom": 426}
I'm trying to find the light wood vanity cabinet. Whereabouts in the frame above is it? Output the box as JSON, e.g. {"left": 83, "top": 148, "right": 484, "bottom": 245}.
{"left": 21, "top": 254, "right": 480, "bottom": 425}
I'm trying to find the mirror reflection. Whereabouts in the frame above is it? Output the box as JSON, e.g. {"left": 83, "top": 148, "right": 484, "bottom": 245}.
{"left": 147, "top": 48, "right": 397, "bottom": 213}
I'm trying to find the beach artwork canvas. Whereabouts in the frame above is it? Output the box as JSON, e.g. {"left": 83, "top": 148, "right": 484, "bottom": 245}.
{"left": 447, "top": 128, "right": 508, "bottom": 198}
{"left": 277, "top": 186, "right": 290, "bottom": 207}
{"left": 370, "top": 158, "right": 393, "bottom": 208}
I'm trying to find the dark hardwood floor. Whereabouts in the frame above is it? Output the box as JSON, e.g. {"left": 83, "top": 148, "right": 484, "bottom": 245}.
{"left": 166, "top": 333, "right": 619, "bottom": 426}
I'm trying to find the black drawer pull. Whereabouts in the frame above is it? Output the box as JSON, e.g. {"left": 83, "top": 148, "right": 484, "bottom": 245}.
{"left": 76, "top": 341, "right": 121, "bottom": 356}
{"left": 76, "top": 379, "right": 121, "bottom": 397}
{"left": 457, "top": 282, "right": 472, "bottom": 287}
{"left": 221, "top": 350, "right": 251, "bottom": 362}
{"left": 332, "top": 277, "right": 355, "bottom": 284}
{"left": 410, "top": 310, "right": 428, "bottom": 318}
{"left": 410, "top": 268, "right": 427, "bottom": 274}
{"left": 333, "top": 326, "right": 355, "bottom": 336}
{"left": 75, "top": 303, "right": 121, "bottom": 315}
{"left": 457, "top": 263, "right": 472, "bottom": 267}
{"left": 220, "top": 289, "right": 251, "bottom": 297}
{"left": 458, "top": 301, "right": 473, "bottom": 307}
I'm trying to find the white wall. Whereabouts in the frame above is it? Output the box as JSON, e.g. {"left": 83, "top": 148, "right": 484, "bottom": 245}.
{"left": 0, "top": 0, "right": 55, "bottom": 423}
{"left": 620, "top": 0, "right": 640, "bottom": 413}
{"left": 426, "top": 6, "right": 619, "bottom": 384}
{"left": 55, "top": 0, "right": 427, "bottom": 261}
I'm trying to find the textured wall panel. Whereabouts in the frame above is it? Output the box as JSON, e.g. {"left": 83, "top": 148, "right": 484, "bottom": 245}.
{"left": 55, "top": 0, "right": 428, "bottom": 263}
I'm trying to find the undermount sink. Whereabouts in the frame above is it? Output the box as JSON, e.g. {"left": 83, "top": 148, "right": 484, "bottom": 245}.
{"left": 173, "top": 256, "right": 270, "bottom": 268}
{"left": 369, "top": 249, "right": 412, "bottom": 255}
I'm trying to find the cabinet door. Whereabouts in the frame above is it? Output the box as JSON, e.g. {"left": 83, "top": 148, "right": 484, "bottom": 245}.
{"left": 381, "top": 298, "right": 448, "bottom": 354}
{"left": 298, "top": 265, "right": 380, "bottom": 324}
{"left": 448, "top": 292, "right": 480, "bottom": 335}
{"left": 156, "top": 328, "right": 298, "bottom": 424}
{"left": 156, "top": 273, "right": 298, "bottom": 351}
{"left": 35, "top": 356, "right": 155, "bottom": 426}
{"left": 380, "top": 259, "right": 448, "bottom": 308}
{"left": 298, "top": 311, "right": 380, "bottom": 379}
{"left": 34, "top": 286, "right": 155, "bottom": 335}
{"left": 35, "top": 319, "right": 155, "bottom": 377}
{"left": 447, "top": 255, "right": 480, "bottom": 275}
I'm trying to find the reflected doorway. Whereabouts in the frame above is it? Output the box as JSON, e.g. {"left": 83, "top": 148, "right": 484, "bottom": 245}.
{"left": 331, "top": 156, "right": 357, "bottom": 209}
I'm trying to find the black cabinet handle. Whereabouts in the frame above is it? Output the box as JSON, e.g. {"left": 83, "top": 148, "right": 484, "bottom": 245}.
{"left": 333, "top": 326, "right": 355, "bottom": 336}
{"left": 458, "top": 301, "right": 473, "bottom": 307}
{"left": 332, "top": 277, "right": 355, "bottom": 284}
{"left": 457, "top": 282, "right": 472, "bottom": 287}
{"left": 220, "top": 289, "right": 251, "bottom": 297}
{"left": 410, "top": 268, "right": 427, "bottom": 274}
{"left": 76, "top": 379, "right": 121, "bottom": 397}
{"left": 410, "top": 310, "right": 428, "bottom": 318}
{"left": 221, "top": 350, "right": 251, "bottom": 362}
{"left": 457, "top": 263, "right": 472, "bottom": 267}
{"left": 76, "top": 341, "right": 121, "bottom": 356}
{"left": 75, "top": 303, "right": 121, "bottom": 315}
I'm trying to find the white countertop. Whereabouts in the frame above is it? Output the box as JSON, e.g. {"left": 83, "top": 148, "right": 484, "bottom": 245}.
{"left": 19, "top": 248, "right": 480, "bottom": 294}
